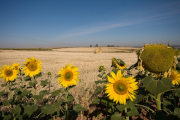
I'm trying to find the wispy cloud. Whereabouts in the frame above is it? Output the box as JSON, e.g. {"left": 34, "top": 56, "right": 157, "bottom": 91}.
{"left": 56, "top": 2, "right": 180, "bottom": 40}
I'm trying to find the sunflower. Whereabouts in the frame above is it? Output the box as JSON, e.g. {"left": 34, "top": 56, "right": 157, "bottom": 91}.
{"left": 165, "top": 70, "right": 180, "bottom": 85}
{"left": 58, "top": 63, "right": 80, "bottom": 88}
{"left": 0, "top": 65, "right": 18, "bottom": 82}
{"left": 105, "top": 70, "right": 138, "bottom": 105}
{"left": 99, "top": 65, "right": 104, "bottom": 72}
{"left": 12, "top": 63, "right": 20, "bottom": 74}
{"left": 22, "top": 57, "right": 42, "bottom": 77}
{"left": 112, "top": 58, "right": 126, "bottom": 69}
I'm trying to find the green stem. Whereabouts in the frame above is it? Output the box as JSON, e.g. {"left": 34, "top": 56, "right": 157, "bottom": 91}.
{"left": 65, "top": 89, "right": 68, "bottom": 120}
{"left": 135, "top": 104, "right": 155, "bottom": 114}
{"left": 156, "top": 93, "right": 162, "bottom": 110}
{"left": 48, "top": 75, "right": 51, "bottom": 93}
{"left": 125, "top": 108, "right": 129, "bottom": 120}
{"left": 33, "top": 76, "right": 37, "bottom": 104}
{"left": 8, "top": 82, "right": 12, "bottom": 100}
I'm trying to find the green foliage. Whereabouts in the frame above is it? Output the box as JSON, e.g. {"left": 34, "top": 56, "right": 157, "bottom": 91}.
{"left": 140, "top": 44, "right": 175, "bottom": 73}
{"left": 143, "top": 76, "right": 172, "bottom": 95}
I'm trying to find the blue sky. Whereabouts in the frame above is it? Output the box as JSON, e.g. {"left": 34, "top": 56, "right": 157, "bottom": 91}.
{"left": 0, "top": 0, "right": 180, "bottom": 48}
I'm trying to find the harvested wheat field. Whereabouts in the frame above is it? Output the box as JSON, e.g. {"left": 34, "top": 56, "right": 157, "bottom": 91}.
{"left": 0, "top": 47, "right": 140, "bottom": 118}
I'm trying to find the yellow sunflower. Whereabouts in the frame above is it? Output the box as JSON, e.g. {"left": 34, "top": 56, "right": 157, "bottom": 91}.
{"left": 117, "top": 63, "right": 126, "bottom": 69}
{"left": 112, "top": 58, "right": 126, "bottom": 69}
{"left": 22, "top": 57, "right": 42, "bottom": 77}
{"left": 165, "top": 70, "right": 180, "bottom": 85}
{"left": 0, "top": 65, "right": 18, "bottom": 82}
{"left": 105, "top": 70, "right": 138, "bottom": 105}
{"left": 58, "top": 63, "right": 80, "bottom": 88}
{"left": 12, "top": 63, "right": 20, "bottom": 74}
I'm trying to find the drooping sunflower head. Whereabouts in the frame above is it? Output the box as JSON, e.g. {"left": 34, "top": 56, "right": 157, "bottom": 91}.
{"left": 58, "top": 63, "right": 80, "bottom": 88}
{"left": 22, "top": 57, "right": 42, "bottom": 77}
{"left": 105, "top": 70, "right": 138, "bottom": 105}
{"left": 140, "top": 44, "right": 175, "bottom": 73}
{"left": 165, "top": 70, "right": 180, "bottom": 85}
{"left": 0, "top": 65, "right": 18, "bottom": 82}
{"left": 12, "top": 63, "right": 20, "bottom": 74}
{"left": 111, "top": 58, "right": 126, "bottom": 70}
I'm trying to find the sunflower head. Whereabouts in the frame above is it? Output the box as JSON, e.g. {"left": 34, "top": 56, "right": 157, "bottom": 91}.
{"left": 0, "top": 65, "right": 18, "bottom": 82}
{"left": 12, "top": 63, "right": 20, "bottom": 74}
{"left": 111, "top": 58, "right": 126, "bottom": 69}
{"left": 174, "top": 49, "right": 180, "bottom": 56}
{"left": 140, "top": 44, "right": 175, "bottom": 73}
{"left": 105, "top": 70, "right": 138, "bottom": 105}
{"left": 165, "top": 70, "right": 180, "bottom": 85}
{"left": 58, "top": 63, "right": 80, "bottom": 88}
{"left": 22, "top": 57, "right": 42, "bottom": 77}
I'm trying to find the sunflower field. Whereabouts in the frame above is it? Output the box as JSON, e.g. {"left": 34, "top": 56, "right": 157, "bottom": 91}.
{"left": 0, "top": 44, "right": 180, "bottom": 120}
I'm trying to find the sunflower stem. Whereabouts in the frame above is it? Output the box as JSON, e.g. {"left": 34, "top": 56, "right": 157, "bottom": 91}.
{"left": 65, "top": 88, "right": 68, "bottom": 120}
{"left": 125, "top": 108, "right": 129, "bottom": 120}
{"left": 48, "top": 75, "right": 51, "bottom": 93}
{"left": 33, "top": 76, "right": 37, "bottom": 104}
{"left": 135, "top": 104, "right": 155, "bottom": 114}
{"left": 156, "top": 93, "right": 162, "bottom": 110}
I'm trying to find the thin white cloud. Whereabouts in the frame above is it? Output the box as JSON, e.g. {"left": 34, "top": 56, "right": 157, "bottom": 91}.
{"left": 56, "top": 3, "right": 180, "bottom": 40}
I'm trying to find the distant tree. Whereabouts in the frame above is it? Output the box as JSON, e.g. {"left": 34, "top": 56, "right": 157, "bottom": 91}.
{"left": 111, "top": 45, "right": 115, "bottom": 47}
{"left": 95, "top": 44, "right": 98, "bottom": 47}
{"left": 90, "top": 45, "right": 92, "bottom": 47}
{"left": 107, "top": 45, "right": 110, "bottom": 47}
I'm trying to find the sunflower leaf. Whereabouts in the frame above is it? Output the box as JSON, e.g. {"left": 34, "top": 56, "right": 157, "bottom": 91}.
{"left": 40, "top": 79, "right": 49, "bottom": 87}
{"left": 10, "top": 105, "right": 21, "bottom": 118}
{"left": 143, "top": 76, "right": 172, "bottom": 95}
{"left": 33, "top": 94, "right": 44, "bottom": 100}
{"left": 111, "top": 112, "right": 125, "bottom": 120}
{"left": 116, "top": 104, "right": 127, "bottom": 112}
{"left": 3, "top": 99, "right": 13, "bottom": 106}
{"left": 0, "top": 90, "right": 7, "bottom": 96}
{"left": 41, "top": 104, "right": 59, "bottom": 115}
{"left": 73, "top": 104, "right": 86, "bottom": 112}
{"left": 21, "top": 89, "right": 31, "bottom": 97}
{"left": 127, "top": 107, "right": 139, "bottom": 116}
{"left": 93, "top": 97, "right": 100, "bottom": 104}
{"left": 24, "top": 76, "right": 31, "bottom": 81}
{"left": 94, "top": 87, "right": 101, "bottom": 94}
{"left": 174, "top": 108, "right": 180, "bottom": 118}
{"left": 23, "top": 104, "right": 38, "bottom": 117}
{"left": 1, "top": 84, "right": 7, "bottom": 87}
{"left": 174, "top": 88, "right": 180, "bottom": 97}
{"left": 51, "top": 89, "right": 61, "bottom": 97}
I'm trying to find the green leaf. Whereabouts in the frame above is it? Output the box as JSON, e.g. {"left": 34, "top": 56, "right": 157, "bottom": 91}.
{"left": 17, "top": 76, "right": 22, "bottom": 80}
{"left": 175, "top": 88, "right": 180, "bottom": 97}
{"left": 51, "top": 89, "right": 61, "bottom": 97}
{"left": 3, "top": 114, "right": 12, "bottom": 120}
{"left": 35, "top": 72, "right": 42, "bottom": 78}
{"left": 67, "top": 94, "right": 74, "bottom": 102}
{"left": 21, "top": 89, "right": 31, "bottom": 97}
{"left": 3, "top": 99, "right": 12, "bottom": 106}
{"left": 29, "top": 80, "right": 37, "bottom": 87}
{"left": 10, "top": 105, "right": 21, "bottom": 118}
{"left": 162, "top": 100, "right": 173, "bottom": 106}
{"left": 126, "top": 100, "right": 135, "bottom": 108}
{"left": 127, "top": 107, "right": 139, "bottom": 116}
{"left": 1, "top": 84, "right": 7, "bottom": 87}
{"left": 143, "top": 76, "right": 172, "bottom": 95}
{"left": 174, "top": 108, "right": 180, "bottom": 118}
{"left": 94, "top": 87, "right": 101, "bottom": 94}
{"left": 41, "top": 104, "right": 59, "bottom": 115}
{"left": 23, "top": 104, "right": 38, "bottom": 116}
{"left": 40, "top": 79, "right": 49, "bottom": 87}
{"left": 39, "top": 90, "right": 49, "bottom": 95}
{"left": 33, "top": 94, "right": 44, "bottom": 100}
{"left": 73, "top": 104, "right": 86, "bottom": 112}
{"left": 23, "top": 104, "right": 38, "bottom": 117}
{"left": 67, "top": 85, "right": 76, "bottom": 91}
{"left": 97, "top": 74, "right": 102, "bottom": 78}
{"left": 93, "top": 97, "right": 100, "bottom": 104}
{"left": 24, "top": 76, "right": 31, "bottom": 81}
{"left": 0, "top": 90, "right": 7, "bottom": 96}
{"left": 111, "top": 112, "right": 125, "bottom": 120}
{"left": 116, "top": 104, "right": 127, "bottom": 112}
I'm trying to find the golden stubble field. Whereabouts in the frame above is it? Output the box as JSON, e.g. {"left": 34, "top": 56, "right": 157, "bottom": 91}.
{"left": 0, "top": 47, "right": 140, "bottom": 106}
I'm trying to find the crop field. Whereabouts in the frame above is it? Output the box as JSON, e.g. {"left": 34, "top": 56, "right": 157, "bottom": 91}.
{"left": 0, "top": 47, "right": 139, "bottom": 97}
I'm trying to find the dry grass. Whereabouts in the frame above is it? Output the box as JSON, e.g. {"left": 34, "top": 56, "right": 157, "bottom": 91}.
{"left": 0, "top": 47, "right": 139, "bottom": 105}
